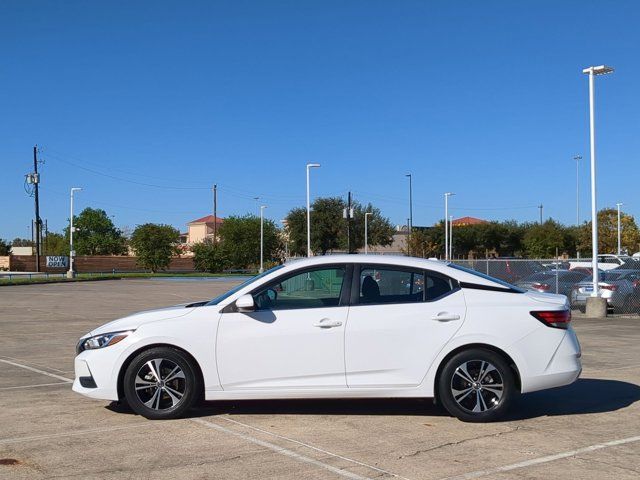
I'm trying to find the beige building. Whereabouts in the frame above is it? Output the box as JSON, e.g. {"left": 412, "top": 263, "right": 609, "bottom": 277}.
{"left": 180, "top": 215, "right": 224, "bottom": 246}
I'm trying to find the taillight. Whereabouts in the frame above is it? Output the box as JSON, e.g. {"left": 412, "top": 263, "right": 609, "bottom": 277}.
{"left": 600, "top": 285, "right": 618, "bottom": 291}
{"left": 532, "top": 282, "right": 551, "bottom": 291}
{"left": 633, "top": 280, "right": 640, "bottom": 289}
{"left": 531, "top": 310, "right": 571, "bottom": 329}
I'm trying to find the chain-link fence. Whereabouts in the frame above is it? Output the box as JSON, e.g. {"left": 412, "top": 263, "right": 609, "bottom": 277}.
{"left": 451, "top": 257, "right": 640, "bottom": 315}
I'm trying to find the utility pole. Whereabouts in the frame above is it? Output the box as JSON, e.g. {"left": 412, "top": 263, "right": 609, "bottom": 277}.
{"left": 574, "top": 155, "right": 582, "bottom": 225}
{"left": 33, "top": 146, "right": 41, "bottom": 272}
{"left": 406, "top": 174, "right": 413, "bottom": 256}
{"left": 213, "top": 184, "right": 218, "bottom": 244}
{"left": 346, "top": 191, "right": 353, "bottom": 253}
{"left": 538, "top": 204, "right": 543, "bottom": 224}
{"left": 616, "top": 203, "right": 623, "bottom": 255}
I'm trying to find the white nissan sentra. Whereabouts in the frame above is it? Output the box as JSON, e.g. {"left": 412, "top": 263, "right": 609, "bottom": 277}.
{"left": 73, "top": 255, "right": 581, "bottom": 422}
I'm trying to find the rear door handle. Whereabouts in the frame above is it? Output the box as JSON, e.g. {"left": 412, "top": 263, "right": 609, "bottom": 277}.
{"left": 431, "top": 313, "right": 461, "bottom": 322}
{"left": 313, "top": 318, "right": 343, "bottom": 328}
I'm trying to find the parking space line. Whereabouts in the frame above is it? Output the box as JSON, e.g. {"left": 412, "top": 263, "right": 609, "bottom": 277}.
{"left": 0, "top": 382, "right": 70, "bottom": 391}
{"left": 219, "top": 416, "right": 411, "bottom": 480}
{"left": 0, "top": 355, "right": 71, "bottom": 375}
{"left": 0, "top": 358, "right": 73, "bottom": 383}
{"left": 191, "top": 418, "right": 374, "bottom": 480}
{"left": 440, "top": 434, "right": 640, "bottom": 480}
{"left": 0, "top": 423, "right": 151, "bottom": 445}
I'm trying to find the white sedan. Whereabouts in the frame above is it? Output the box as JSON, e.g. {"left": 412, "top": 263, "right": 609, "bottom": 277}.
{"left": 73, "top": 255, "right": 581, "bottom": 422}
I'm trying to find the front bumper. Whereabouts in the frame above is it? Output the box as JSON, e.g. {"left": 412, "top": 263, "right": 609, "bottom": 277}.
{"left": 72, "top": 349, "right": 122, "bottom": 401}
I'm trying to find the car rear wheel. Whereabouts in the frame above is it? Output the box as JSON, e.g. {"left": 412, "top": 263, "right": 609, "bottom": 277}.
{"left": 438, "top": 348, "right": 515, "bottom": 422}
{"left": 123, "top": 347, "right": 201, "bottom": 420}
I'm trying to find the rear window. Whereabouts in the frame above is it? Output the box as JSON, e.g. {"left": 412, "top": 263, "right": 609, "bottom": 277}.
{"left": 448, "top": 263, "right": 525, "bottom": 293}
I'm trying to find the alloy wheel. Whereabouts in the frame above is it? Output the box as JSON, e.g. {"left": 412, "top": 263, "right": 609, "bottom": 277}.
{"left": 450, "top": 360, "right": 504, "bottom": 413}
{"left": 134, "top": 358, "right": 186, "bottom": 411}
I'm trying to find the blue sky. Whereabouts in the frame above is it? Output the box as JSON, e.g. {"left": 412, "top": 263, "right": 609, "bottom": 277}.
{"left": 2, "top": 1, "right": 639, "bottom": 240}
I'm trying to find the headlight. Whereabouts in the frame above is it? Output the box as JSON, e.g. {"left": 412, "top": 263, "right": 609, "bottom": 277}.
{"left": 76, "top": 330, "right": 134, "bottom": 354}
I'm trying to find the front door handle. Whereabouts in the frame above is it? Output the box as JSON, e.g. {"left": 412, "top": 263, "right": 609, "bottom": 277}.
{"left": 431, "top": 312, "right": 461, "bottom": 322}
{"left": 313, "top": 318, "right": 343, "bottom": 328}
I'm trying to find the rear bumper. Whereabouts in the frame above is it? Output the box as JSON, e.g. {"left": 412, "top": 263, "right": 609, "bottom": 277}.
{"left": 521, "top": 327, "right": 582, "bottom": 393}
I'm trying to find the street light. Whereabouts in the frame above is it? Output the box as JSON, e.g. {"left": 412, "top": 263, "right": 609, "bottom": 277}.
{"left": 364, "top": 212, "right": 373, "bottom": 254}
{"left": 573, "top": 155, "right": 582, "bottom": 225}
{"left": 444, "top": 192, "right": 455, "bottom": 261}
{"left": 616, "top": 203, "right": 623, "bottom": 255}
{"left": 306, "top": 163, "right": 321, "bottom": 257}
{"left": 583, "top": 64, "right": 614, "bottom": 299}
{"left": 67, "top": 187, "right": 82, "bottom": 279}
{"left": 449, "top": 215, "right": 454, "bottom": 260}
{"left": 405, "top": 174, "right": 413, "bottom": 256}
{"left": 259, "top": 205, "right": 266, "bottom": 273}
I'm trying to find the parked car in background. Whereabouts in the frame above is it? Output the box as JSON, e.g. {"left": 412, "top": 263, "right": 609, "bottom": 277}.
{"left": 515, "top": 270, "right": 590, "bottom": 298}
{"left": 469, "top": 258, "right": 544, "bottom": 284}
{"left": 569, "top": 254, "right": 635, "bottom": 272}
{"left": 541, "top": 261, "right": 570, "bottom": 271}
{"left": 570, "top": 269, "right": 640, "bottom": 313}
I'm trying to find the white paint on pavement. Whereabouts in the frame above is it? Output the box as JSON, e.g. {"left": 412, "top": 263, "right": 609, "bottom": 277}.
{"left": 0, "top": 358, "right": 73, "bottom": 383}
{"left": 220, "top": 415, "right": 411, "bottom": 480}
{"left": 0, "top": 382, "right": 70, "bottom": 390}
{"left": 191, "top": 418, "right": 373, "bottom": 480}
{"left": 441, "top": 434, "right": 640, "bottom": 480}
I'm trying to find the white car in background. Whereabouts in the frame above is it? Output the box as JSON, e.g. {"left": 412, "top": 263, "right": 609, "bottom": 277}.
{"left": 73, "top": 255, "right": 581, "bottom": 422}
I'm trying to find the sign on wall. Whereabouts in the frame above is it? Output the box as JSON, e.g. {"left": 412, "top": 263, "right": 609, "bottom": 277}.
{"left": 46, "top": 256, "right": 69, "bottom": 268}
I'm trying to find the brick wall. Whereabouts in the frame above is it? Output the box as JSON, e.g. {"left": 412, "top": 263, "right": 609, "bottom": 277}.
{"left": 9, "top": 256, "right": 195, "bottom": 273}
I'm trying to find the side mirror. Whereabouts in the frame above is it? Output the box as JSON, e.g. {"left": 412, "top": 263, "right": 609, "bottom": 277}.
{"left": 236, "top": 294, "right": 255, "bottom": 313}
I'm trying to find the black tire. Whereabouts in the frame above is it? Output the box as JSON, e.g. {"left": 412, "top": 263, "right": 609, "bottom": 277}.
{"left": 620, "top": 297, "right": 633, "bottom": 314}
{"left": 123, "top": 347, "right": 201, "bottom": 420}
{"left": 438, "top": 348, "right": 515, "bottom": 423}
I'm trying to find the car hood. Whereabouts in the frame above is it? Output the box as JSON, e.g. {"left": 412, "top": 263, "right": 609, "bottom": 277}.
{"left": 88, "top": 304, "right": 196, "bottom": 337}
{"left": 524, "top": 291, "right": 569, "bottom": 306}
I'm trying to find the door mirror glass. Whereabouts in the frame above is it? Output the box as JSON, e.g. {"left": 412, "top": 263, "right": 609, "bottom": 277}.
{"left": 236, "top": 294, "right": 255, "bottom": 312}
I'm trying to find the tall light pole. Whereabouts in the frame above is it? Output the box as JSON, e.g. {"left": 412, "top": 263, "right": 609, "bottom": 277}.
{"left": 405, "top": 174, "right": 413, "bottom": 256}
{"left": 444, "top": 192, "right": 455, "bottom": 261}
{"left": 449, "top": 215, "right": 454, "bottom": 260}
{"left": 364, "top": 212, "right": 373, "bottom": 254}
{"left": 616, "top": 203, "right": 623, "bottom": 255}
{"left": 259, "top": 205, "right": 266, "bottom": 273}
{"left": 574, "top": 155, "right": 582, "bottom": 225}
{"left": 583, "top": 65, "right": 614, "bottom": 298}
{"left": 67, "top": 187, "right": 82, "bottom": 279}
{"left": 306, "top": 163, "right": 321, "bottom": 257}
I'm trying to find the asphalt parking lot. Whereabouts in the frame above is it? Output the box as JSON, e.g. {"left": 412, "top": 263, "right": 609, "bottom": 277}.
{"left": 1, "top": 279, "right": 639, "bottom": 480}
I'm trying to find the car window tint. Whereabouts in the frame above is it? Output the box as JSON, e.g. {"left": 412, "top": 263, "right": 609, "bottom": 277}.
{"left": 359, "top": 268, "right": 424, "bottom": 304}
{"left": 253, "top": 267, "right": 345, "bottom": 310}
{"left": 425, "top": 273, "right": 455, "bottom": 300}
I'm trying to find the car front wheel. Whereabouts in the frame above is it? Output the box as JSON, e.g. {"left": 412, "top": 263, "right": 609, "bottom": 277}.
{"left": 438, "top": 348, "right": 515, "bottom": 422}
{"left": 123, "top": 347, "right": 201, "bottom": 420}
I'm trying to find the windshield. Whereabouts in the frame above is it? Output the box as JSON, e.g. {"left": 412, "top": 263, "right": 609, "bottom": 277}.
{"left": 205, "top": 264, "right": 285, "bottom": 306}
{"left": 448, "top": 263, "right": 526, "bottom": 293}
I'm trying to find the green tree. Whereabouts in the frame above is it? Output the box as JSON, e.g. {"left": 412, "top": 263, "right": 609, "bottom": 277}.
{"left": 344, "top": 203, "right": 395, "bottom": 253}
{"left": 192, "top": 239, "right": 228, "bottom": 273}
{"left": 0, "top": 239, "right": 10, "bottom": 256}
{"left": 65, "top": 208, "right": 127, "bottom": 255}
{"left": 523, "top": 219, "right": 574, "bottom": 257}
{"left": 405, "top": 227, "right": 442, "bottom": 258}
{"left": 12, "top": 238, "right": 33, "bottom": 247}
{"left": 218, "top": 215, "right": 281, "bottom": 269}
{"left": 130, "top": 223, "right": 180, "bottom": 272}
{"left": 578, "top": 208, "right": 640, "bottom": 255}
{"left": 284, "top": 197, "right": 394, "bottom": 255}
{"left": 44, "top": 232, "right": 68, "bottom": 255}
